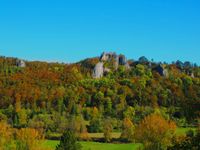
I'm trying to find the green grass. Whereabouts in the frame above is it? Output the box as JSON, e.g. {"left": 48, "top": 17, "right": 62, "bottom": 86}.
{"left": 88, "top": 132, "right": 121, "bottom": 138}
{"left": 175, "top": 127, "right": 196, "bottom": 136}
{"left": 42, "top": 140, "right": 58, "bottom": 149}
{"left": 42, "top": 140, "right": 141, "bottom": 150}
{"left": 47, "top": 132, "right": 121, "bottom": 139}
{"left": 80, "top": 142, "right": 141, "bottom": 150}
{"left": 42, "top": 128, "right": 196, "bottom": 150}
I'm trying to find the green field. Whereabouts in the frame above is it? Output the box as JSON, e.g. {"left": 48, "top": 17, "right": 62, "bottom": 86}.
{"left": 175, "top": 127, "right": 196, "bottom": 135}
{"left": 88, "top": 132, "right": 121, "bottom": 138}
{"left": 42, "top": 128, "right": 196, "bottom": 150}
{"left": 42, "top": 140, "right": 141, "bottom": 150}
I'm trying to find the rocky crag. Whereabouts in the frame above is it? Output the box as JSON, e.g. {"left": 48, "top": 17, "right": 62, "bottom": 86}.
{"left": 16, "top": 59, "right": 26, "bottom": 67}
{"left": 92, "top": 52, "right": 173, "bottom": 79}
{"left": 93, "top": 52, "right": 130, "bottom": 78}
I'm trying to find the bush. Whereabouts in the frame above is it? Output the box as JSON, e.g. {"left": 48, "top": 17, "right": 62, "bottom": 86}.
{"left": 186, "top": 129, "right": 194, "bottom": 137}
{"left": 168, "top": 129, "right": 200, "bottom": 150}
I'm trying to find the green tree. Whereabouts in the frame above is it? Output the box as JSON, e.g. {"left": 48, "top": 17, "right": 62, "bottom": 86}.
{"left": 123, "top": 106, "right": 135, "bottom": 121}
{"left": 67, "top": 115, "right": 89, "bottom": 140}
{"left": 88, "top": 107, "right": 103, "bottom": 133}
{"left": 103, "top": 118, "right": 113, "bottom": 143}
{"left": 56, "top": 130, "right": 82, "bottom": 150}
{"left": 104, "top": 97, "right": 112, "bottom": 115}
{"left": 135, "top": 64, "right": 145, "bottom": 76}
{"left": 94, "top": 91, "right": 104, "bottom": 106}
{"left": 18, "top": 109, "right": 28, "bottom": 127}
{"left": 88, "top": 117, "right": 102, "bottom": 133}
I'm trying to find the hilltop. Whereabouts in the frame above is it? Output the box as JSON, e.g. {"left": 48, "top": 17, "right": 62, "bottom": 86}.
{"left": 0, "top": 52, "right": 199, "bottom": 141}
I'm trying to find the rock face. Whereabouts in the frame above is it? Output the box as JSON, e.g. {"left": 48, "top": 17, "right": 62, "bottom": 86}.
{"left": 16, "top": 59, "right": 26, "bottom": 67}
{"left": 154, "top": 64, "right": 168, "bottom": 77}
{"left": 125, "top": 62, "right": 130, "bottom": 70}
{"left": 93, "top": 52, "right": 130, "bottom": 78}
{"left": 100, "top": 52, "right": 117, "bottom": 61}
{"left": 186, "top": 71, "right": 195, "bottom": 78}
{"left": 93, "top": 62, "right": 104, "bottom": 78}
{"left": 100, "top": 52, "right": 128, "bottom": 68}
{"left": 163, "top": 69, "right": 169, "bottom": 77}
{"left": 104, "top": 67, "right": 111, "bottom": 73}
{"left": 118, "top": 55, "right": 126, "bottom": 65}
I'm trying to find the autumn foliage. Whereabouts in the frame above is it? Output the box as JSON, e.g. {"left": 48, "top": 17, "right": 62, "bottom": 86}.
{"left": 0, "top": 121, "right": 44, "bottom": 150}
{"left": 0, "top": 56, "right": 199, "bottom": 148}
{"left": 0, "top": 121, "right": 15, "bottom": 150}
{"left": 16, "top": 128, "right": 44, "bottom": 150}
{"left": 135, "top": 114, "right": 176, "bottom": 150}
{"left": 120, "top": 117, "right": 135, "bottom": 142}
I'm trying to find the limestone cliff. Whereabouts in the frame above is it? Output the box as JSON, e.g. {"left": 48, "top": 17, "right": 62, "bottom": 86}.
{"left": 92, "top": 62, "right": 104, "bottom": 78}
{"left": 16, "top": 59, "right": 26, "bottom": 67}
{"left": 93, "top": 52, "right": 130, "bottom": 78}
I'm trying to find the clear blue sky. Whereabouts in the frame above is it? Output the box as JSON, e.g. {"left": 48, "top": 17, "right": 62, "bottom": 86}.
{"left": 0, "top": 0, "right": 200, "bottom": 64}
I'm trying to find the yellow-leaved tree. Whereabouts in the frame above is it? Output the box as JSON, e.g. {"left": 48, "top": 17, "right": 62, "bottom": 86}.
{"left": 16, "top": 128, "right": 44, "bottom": 150}
{"left": 0, "top": 121, "right": 16, "bottom": 150}
{"left": 120, "top": 117, "right": 135, "bottom": 142}
{"left": 135, "top": 113, "right": 176, "bottom": 150}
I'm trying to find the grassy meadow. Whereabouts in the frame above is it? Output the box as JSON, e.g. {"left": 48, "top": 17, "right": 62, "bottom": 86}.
{"left": 175, "top": 127, "right": 196, "bottom": 135}
{"left": 42, "top": 140, "right": 141, "bottom": 150}
{"left": 41, "top": 128, "right": 195, "bottom": 150}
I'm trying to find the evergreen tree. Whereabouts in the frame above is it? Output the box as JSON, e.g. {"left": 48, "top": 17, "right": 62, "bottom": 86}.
{"left": 56, "top": 130, "right": 82, "bottom": 150}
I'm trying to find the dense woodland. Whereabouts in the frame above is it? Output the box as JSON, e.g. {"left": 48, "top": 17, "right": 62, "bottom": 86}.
{"left": 0, "top": 54, "right": 199, "bottom": 149}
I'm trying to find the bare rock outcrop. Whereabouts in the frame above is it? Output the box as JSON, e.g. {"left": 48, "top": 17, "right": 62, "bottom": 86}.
{"left": 100, "top": 52, "right": 128, "bottom": 69}
{"left": 118, "top": 54, "right": 126, "bottom": 65}
{"left": 100, "top": 52, "right": 117, "bottom": 61}
{"left": 16, "top": 59, "right": 26, "bottom": 67}
{"left": 125, "top": 62, "right": 131, "bottom": 70}
{"left": 93, "top": 52, "right": 130, "bottom": 78}
{"left": 93, "top": 62, "right": 104, "bottom": 78}
{"left": 154, "top": 64, "right": 168, "bottom": 77}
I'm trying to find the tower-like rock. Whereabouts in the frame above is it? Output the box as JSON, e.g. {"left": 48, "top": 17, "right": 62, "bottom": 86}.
{"left": 118, "top": 54, "right": 127, "bottom": 65}
{"left": 93, "top": 62, "right": 104, "bottom": 78}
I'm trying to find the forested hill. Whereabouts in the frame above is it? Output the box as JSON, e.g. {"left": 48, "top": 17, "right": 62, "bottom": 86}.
{"left": 0, "top": 52, "right": 199, "bottom": 130}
